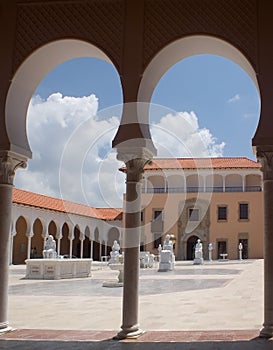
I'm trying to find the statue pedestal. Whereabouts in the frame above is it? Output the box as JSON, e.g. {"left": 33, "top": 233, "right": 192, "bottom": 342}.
{"left": 193, "top": 257, "right": 204, "bottom": 265}
{"left": 25, "top": 258, "right": 92, "bottom": 279}
{"left": 103, "top": 263, "right": 124, "bottom": 287}
{"left": 158, "top": 250, "right": 175, "bottom": 271}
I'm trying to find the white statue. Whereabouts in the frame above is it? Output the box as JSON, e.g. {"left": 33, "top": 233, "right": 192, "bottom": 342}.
{"left": 208, "top": 242, "right": 213, "bottom": 261}
{"left": 195, "top": 239, "right": 203, "bottom": 258}
{"left": 158, "top": 234, "right": 175, "bottom": 271}
{"left": 109, "top": 240, "right": 121, "bottom": 264}
{"left": 43, "top": 235, "right": 57, "bottom": 259}
{"left": 193, "top": 239, "right": 204, "bottom": 265}
{"left": 163, "top": 234, "right": 173, "bottom": 252}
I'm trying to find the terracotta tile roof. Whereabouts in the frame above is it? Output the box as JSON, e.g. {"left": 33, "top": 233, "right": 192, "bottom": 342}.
{"left": 12, "top": 188, "right": 122, "bottom": 221}
{"left": 120, "top": 157, "right": 260, "bottom": 171}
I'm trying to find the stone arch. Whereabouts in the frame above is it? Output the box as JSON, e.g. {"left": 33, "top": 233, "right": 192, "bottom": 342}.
{"left": 13, "top": 216, "right": 29, "bottom": 264}
{"left": 31, "top": 218, "right": 44, "bottom": 258}
{"left": 83, "top": 226, "right": 91, "bottom": 258}
{"left": 5, "top": 39, "right": 122, "bottom": 158}
{"left": 178, "top": 198, "right": 210, "bottom": 260}
{"left": 186, "top": 235, "right": 199, "bottom": 260}
{"left": 48, "top": 220, "right": 57, "bottom": 238}
{"left": 138, "top": 35, "right": 260, "bottom": 128}
{"left": 107, "top": 227, "right": 120, "bottom": 255}
{"left": 60, "top": 222, "right": 70, "bottom": 256}
{"left": 72, "top": 224, "right": 81, "bottom": 258}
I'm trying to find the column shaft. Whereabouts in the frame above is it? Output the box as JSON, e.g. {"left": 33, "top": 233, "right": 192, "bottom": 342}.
{"left": 260, "top": 179, "right": 273, "bottom": 337}
{"left": 257, "top": 148, "right": 273, "bottom": 338}
{"left": 0, "top": 184, "right": 13, "bottom": 330}
{"left": 116, "top": 159, "right": 145, "bottom": 339}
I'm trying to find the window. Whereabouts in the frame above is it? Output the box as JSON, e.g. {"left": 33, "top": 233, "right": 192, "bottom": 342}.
{"left": 153, "top": 233, "right": 162, "bottom": 248}
{"left": 239, "top": 203, "right": 249, "bottom": 220}
{"left": 189, "top": 208, "right": 199, "bottom": 221}
{"left": 218, "top": 206, "right": 227, "bottom": 220}
{"left": 140, "top": 210, "right": 144, "bottom": 222}
{"left": 154, "top": 210, "right": 162, "bottom": 220}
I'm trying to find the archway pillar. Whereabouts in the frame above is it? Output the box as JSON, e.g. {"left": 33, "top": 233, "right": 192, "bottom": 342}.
{"left": 116, "top": 158, "right": 147, "bottom": 339}
{"left": 0, "top": 151, "right": 27, "bottom": 332}
{"left": 114, "top": 150, "right": 153, "bottom": 340}
{"left": 256, "top": 146, "right": 273, "bottom": 338}
{"left": 26, "top": 232, "right": 34, "bottom": 260}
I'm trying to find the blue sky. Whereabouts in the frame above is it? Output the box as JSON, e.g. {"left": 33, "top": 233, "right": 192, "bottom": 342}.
{"left": 15, "top": 54, "right": 260, "bottom": 207}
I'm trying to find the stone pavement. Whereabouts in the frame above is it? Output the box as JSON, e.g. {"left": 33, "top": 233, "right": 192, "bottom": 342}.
{"left": 1, "top": 259, "right": 272, "bottom": 349}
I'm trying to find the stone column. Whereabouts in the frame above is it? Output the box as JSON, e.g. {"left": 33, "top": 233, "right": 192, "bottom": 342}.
{"left": 90, "top": 239, "right": 93, "bottom": 259}
{"left": 115, "top": 158, "right": 147, "bottom": 339}
{"left": 26, "top": 233, "right": 33, "bottom": 259}
{"left": 257, "top": 147, "right": 273, "bottom": 338}
{"left": 0, "top": 152, "right": 27, "bottom": 332}
{"left": 80, "top": 233, "right": 85, "bottom": 259}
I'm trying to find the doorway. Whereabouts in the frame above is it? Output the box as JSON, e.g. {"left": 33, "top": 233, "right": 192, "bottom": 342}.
{"left": 187, "top": 235, "right": 199, "bottom": 260}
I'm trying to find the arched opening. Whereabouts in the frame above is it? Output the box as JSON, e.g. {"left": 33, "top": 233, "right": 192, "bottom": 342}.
{"left": 83, "top": 226, "right": 91, "bottom": 258}
{"left": 6, "top": 39, "right": 122, "bottom": 158}
{"left": 139, "top": 36, "right": 260, "bottom": 168}
{"left": 93, "top": 228, "right": 100, "bottom": 261}
{"left": 187, "top": 235, "right": 199, "bottom": 260}
{"left": 60, "top": 223, "right": 70, "bottom": 256}
{"left": 8, "top": 39, "right": 123, "bottom": 210}
{"left": 107, "top": 227, "right": 120, "bottom": 255}
{"left": 31, "top": 218, "right": 44, "bottom": 258}
{"left": 48, "top": 221, "right": 57, "bottom": 238}
{"left": 13, "top": 216, "right": 28, "bottom": 264}
{"left": 72, "top": 226, "right": 81, "bottom": 258}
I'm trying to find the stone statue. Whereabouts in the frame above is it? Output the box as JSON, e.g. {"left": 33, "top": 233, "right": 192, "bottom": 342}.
{"left": 158, "top": 234, "right": 175, "bottom": 271}
{"left": 43, "top": 235, "right": 57, "bottom": 259}
{"left": 109, "top": 240, "right": 121, "bottom": 264}
{"left": 193, "top": 238, "right": 204, "bottom": 265}
{"left": 195, "top": 239, "right": 203, "bottom": 259}
{"left": 208, "top": 242, "right": 213, "bottom": 261}
{"left": 163, "top": 234, "right": 173, "bottom": 252}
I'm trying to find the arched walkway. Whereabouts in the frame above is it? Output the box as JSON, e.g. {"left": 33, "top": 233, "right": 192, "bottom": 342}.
{"left": 13, "top": 217, "right": 28, "bottom": 265}
{"left": 2, "top": 1, "right": 273, "bottom": 340}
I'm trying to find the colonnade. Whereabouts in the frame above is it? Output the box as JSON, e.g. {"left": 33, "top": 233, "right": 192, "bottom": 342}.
{"left": 1, "top": 0, "right": 273, "bottom": 341}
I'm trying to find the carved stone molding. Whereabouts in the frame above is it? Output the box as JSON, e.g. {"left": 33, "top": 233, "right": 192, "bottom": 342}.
{"left": 0, "top": 151, "right": 27, "bottom": 185}
{"left": 125, "top": 158, "right": 150, "bottom": 183}
{"left": 256, "top": 147, "right": 273, "bottom": 181}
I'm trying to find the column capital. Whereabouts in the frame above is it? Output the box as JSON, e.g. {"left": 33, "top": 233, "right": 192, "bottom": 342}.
{"left": 256, "top": 146, "right": 273, "bottom": 180}
{"left": 0, "top": 151, "right": 27, "bottom": 185}
{"left": 125, "top": 158, "right": 150, "bottom": 183}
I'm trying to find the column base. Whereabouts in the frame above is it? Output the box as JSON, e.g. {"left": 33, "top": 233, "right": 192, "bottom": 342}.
{"left": 114, "top": 325, "right": 145, "bottom": 340}
{"left": 0, "top": 321, "right": 13, "bottom": 334}
{"left": 260, "top": 325, "right": 273, "bottom": 338}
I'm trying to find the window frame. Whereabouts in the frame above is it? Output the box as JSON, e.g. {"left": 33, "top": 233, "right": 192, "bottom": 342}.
{"left": 188, "top": 207, "right": 200, "bottom": 221}
{"left": 217, "top": 205, "right": 227, "bottom": 221}
{"left": 239, "top": 202, "right": 249, "bottom": 220}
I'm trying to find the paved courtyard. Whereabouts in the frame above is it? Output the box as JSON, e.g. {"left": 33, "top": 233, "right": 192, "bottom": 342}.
{"left": 1, "top": 259, "right": 272, "bottom": 349}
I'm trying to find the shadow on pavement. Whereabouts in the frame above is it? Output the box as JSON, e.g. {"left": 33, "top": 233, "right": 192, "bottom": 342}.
{"left": 0, "top": 338, "right": 272, "bottom": 350}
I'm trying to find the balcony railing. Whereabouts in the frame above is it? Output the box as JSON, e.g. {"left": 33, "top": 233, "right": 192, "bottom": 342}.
{"left": 144, "top": 186, "right": 262, "bottom": 194}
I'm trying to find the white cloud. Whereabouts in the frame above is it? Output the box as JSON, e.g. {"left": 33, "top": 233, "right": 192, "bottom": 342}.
{"left": 15, "top": 94, "right": 225, "bottom": 208}
{"left": 227, "top": 94, "right": 240, "bottom": 103}
{"left": 151, "top": 111, "right": 225, "bottom": 158}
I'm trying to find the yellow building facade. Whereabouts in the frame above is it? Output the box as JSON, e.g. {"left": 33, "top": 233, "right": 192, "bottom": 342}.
{"left": 139, "top": 157, "right": 264, "bottom": 260}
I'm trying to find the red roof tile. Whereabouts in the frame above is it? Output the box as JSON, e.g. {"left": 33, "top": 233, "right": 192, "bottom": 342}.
{"left": 12, "top": 188, "right": 122, "bottom": 221}
{"left": 121, "top": 157, "right": 260, "bottom": 171}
